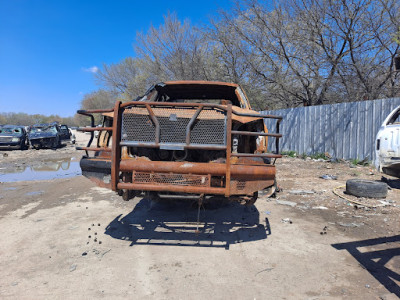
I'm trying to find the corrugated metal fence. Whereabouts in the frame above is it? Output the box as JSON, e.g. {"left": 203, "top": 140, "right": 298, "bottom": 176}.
{"left": 263, "top": 97, "right": 400, "bottom": 161}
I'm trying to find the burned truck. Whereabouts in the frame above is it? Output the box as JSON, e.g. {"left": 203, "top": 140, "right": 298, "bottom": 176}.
{"left": 77, "top": 81, "right": 282, "bottom": 204}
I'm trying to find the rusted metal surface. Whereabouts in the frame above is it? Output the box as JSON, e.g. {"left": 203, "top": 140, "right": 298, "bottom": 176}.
{"left": 144, "top": 104, "right": 160, "bottom": 145}
{"left": 118, "top": 182, "right": 226, "bottom": 195}
{"left": 185, "top": 106, "right": 203, "bottom": 145}
{"left": 77, "top": 109, "right": 114, "bottom": 114}
{"left": 77, "top": 81, "right": 283, "bottom": 202}
{"left": 164, "top": 80, "right": 239, "bottom": 87}
{"left": 111, "top": 101, "right": 122, "bottom": 191}
{"left": 231, "top": 153, "right": 282, "bottom": 158}
{"left": 119, "top": 142, "right": 227, "bottom": 150}
{"left": 119, "top": 159, "right": 275, "bottom": 178}
{"left": 76, "top": 146, "right": 112, "bottom": 152}
{"left": 230, "top": 179, "right": 275, "bottom": 195}
{"left": 231, "top": 130, "right": 282, "bottom": 138}
{"left": 225, "top": 104, "right": 233, "bottom": 196}
{"left": 77, "top": 127, "right": 113, "bottom": 132}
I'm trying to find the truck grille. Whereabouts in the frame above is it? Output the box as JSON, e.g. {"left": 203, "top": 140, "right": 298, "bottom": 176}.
{"left": 122, "top": 107, "right": 226, "bottom": 145}
{"left": 133, "top": 172, "right": 210, "bottom": 187}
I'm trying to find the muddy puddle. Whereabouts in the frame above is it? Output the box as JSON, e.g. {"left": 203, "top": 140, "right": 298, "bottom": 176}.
{"left": 0, "top": 158, "right": 81, "bottom": 182}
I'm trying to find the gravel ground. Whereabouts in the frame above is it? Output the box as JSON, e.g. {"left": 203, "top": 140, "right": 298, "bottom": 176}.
{"left": 0, "top": 132, "right": 399, "bottom": 299}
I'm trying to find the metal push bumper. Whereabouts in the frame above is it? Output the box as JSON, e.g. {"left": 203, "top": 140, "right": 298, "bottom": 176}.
{"left": 77, "top": 101, "right": 282, "bottom": 197}
{"left": 80, "top": 156, "right": 276, "bottom": 195}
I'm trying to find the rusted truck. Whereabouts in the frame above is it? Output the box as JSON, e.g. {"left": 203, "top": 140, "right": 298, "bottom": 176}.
{"left": 77, "top": 81, "right": 282, "bottom": 205}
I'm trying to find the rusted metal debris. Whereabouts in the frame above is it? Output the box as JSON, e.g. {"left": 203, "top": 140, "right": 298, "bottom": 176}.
{"left": 77, "top": 81, "right": 282, "bottom": 204}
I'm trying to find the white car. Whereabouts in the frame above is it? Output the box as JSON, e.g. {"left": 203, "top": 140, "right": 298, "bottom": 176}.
{"left": 375, "top": 105, "right": 400, "bottom": 177}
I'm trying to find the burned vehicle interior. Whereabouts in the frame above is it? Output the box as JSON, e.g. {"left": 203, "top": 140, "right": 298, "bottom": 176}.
{"left": 29, "top": 123, "right": 60, "bottom": 149}
{"left": 77, "top": 81, "right": 282, "bottom": 206}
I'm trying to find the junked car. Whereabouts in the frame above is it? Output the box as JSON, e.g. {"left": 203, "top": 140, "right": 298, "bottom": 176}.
{"left": 375, "top": 105, "right": 400, "bottom": 177}
{"left": 77, "top": 81, "right": 282, "bottom": 205}
{"left": 59, "top": 124, "right": 75, "bottom": 144}
{"left": 29, "top": 123, "right": 62, "bottom": 149}
{"left": 0, "top": 125, "right": 28, "bottom": 150}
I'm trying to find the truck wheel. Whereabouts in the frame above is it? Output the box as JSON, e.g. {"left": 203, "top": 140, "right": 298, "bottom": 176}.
{"left": 346, "top": 179, "right": 388, "bottom": 198}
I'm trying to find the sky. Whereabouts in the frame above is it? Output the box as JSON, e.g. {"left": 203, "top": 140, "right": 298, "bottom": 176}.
{"left": 0, "top": 0, "right": 232, "bottom": 117}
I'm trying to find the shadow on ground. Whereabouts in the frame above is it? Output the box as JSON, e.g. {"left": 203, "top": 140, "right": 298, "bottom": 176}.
{"left": 105, "top": 198, "right": 270, "bottom": 249}
{"left": 381, "top": 177, "right": 400, "bottom": 190}
{"left": 332, "top": 235, "right": 400, "bottom": 297}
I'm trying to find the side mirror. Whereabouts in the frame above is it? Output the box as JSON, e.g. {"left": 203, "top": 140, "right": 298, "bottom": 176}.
{"left": 395, "top": 55, "right": 400, "bottom": 71}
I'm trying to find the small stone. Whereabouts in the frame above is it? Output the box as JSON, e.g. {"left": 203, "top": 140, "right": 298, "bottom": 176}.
{"left": 82, "top": 252, "right": 87, "bottom": 256}
{"left": 99, "top": 241, "right": 102, "bottom": 244}
{"left": 276, "top": 200, "right": 297, "bottom": 207}
{"left": 70, "top": 264, "right": 77, "bottom": 272}
{"left": 312, "top": 206, "right": 328, "bottom": 210}
{"left": 88, "top": 228, "right": 91, "bottom": 231}
{"left": 88, "top": 235, "right": 91, "bottom": 238}
{"left": 288, "top": 190, "right": 315, "bottom": 195}
{"left": 365, "top": 284, "right": 370, "bottom": 288}
{"left": 281, "top": 218, "right": 293, "bottom": 224}
{"left": 338, "top": 222, "right": 363, "bottom": 227}
{"left": 11, "top": 282, "right": 18, "bottom": 286}
{"left": 320, "top": 174, "right": 337, "bottom": 180}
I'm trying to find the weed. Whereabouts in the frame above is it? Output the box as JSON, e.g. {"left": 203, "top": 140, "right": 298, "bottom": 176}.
{"left": 350, "top": 158, "right": 370, "bottom": 166}
{"left": 281, "top": 150, "right": 297, "bottom": 157}
{"left": 308, "top": 153, "right": 329, "bottom": 160}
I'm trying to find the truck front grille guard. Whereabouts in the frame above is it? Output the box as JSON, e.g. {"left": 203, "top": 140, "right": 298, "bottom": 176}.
{"left": 77, "top": 101, "right": 282, "bottom": 195}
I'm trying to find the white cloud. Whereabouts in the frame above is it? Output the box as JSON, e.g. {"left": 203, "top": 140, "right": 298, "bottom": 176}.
{"left": 83, "top": 66, "right": 99, "bottom": 73}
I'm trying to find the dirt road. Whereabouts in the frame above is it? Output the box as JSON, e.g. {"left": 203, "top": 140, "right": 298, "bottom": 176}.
{"left": 0, "top": 134, "right": 399, "bottom": 299}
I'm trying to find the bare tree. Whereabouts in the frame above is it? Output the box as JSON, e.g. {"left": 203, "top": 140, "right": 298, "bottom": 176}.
{"left": 336, "top": 0, "right": 400, "bottom": 100}
{"left": 77, "top": 89, "right": 116, "bottom": 125}
{"left": 135, "top": 12, "right": 213, "bottom": 81}
{"left": 94, "top": 0, "right": 400, "bottom": 111}
{"left": 210, "top": 0, "right": 400, "bottom": 109}
{"left": 95, "top": 57, "right": 154, "bottom": 101}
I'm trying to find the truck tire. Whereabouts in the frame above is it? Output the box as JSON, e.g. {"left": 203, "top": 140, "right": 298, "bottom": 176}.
{"left": 346, "top": 179, "right": 388, "bottom": 198}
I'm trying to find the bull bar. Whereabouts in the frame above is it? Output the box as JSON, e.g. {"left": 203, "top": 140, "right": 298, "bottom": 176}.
{"left": 77, "top": 101, "right": 282, "bottom": 196}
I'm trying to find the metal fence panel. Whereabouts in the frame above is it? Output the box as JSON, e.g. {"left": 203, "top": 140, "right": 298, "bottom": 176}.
{"left": 263, "top": 97, "right": 400, "bottom": 162}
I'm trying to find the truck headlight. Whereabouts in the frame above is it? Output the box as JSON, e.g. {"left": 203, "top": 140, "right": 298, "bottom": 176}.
{"left": 12, "top": 137, "right": 20, "bottom": 142}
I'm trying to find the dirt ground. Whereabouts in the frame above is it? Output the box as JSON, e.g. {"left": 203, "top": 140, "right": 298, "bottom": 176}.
{"left": 1, "top": 132, "right": 400, "bottom": 299}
